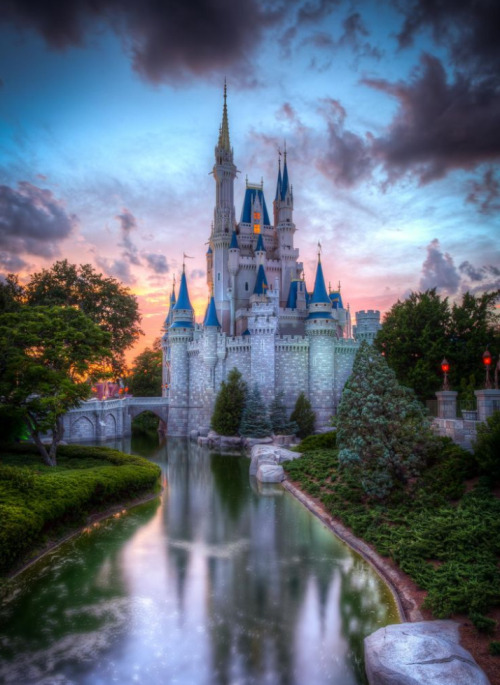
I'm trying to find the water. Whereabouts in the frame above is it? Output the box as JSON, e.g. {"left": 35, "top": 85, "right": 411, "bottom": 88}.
{"left": 0, "top": 437, "right": 399, "bottom": 685}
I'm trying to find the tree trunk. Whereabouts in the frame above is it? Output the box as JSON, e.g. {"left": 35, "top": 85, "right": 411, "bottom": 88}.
{"left": 25, "top": 415, "right": 57, "bottom": 467}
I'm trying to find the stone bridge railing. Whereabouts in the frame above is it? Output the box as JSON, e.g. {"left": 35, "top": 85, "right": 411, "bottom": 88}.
{"left": 61, "top": 396, "right": 169, "bottom": 443}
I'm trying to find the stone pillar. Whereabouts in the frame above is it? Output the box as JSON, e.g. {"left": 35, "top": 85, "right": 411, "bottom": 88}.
{"left": 436, "top": 391, "right": 457, "bottom": 419}
{"left": 474, "top": 389, "right": 500, "bottom": 422}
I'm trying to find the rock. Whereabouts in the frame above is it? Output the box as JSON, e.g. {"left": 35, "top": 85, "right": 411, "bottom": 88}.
{"left": 243, "top": 436, "right": 273, "bottom": 448}
{"left": 364, "top": 621, "right": 491, "bottom": 685}
{"left": 256, "top": 463, "right": 285, "bottom": 483}
{"left": 249, "top": 453, "right": 276, "bottom": 476}
{"left": 219, "top": 436, "right": 243, "bottom": 450}
{"left": 275, "top": 448, "right": 301, "bottom": 464}
{"left": 189, "top": 430, "right": 199, "bottom": 441}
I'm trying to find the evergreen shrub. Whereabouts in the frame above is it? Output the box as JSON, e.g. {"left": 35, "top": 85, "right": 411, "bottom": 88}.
{"left": 473, "top": 410, "right": 500, "bottom": 482}
{"left": 211, "top": 368, "right": 246, "bottom": 436}
{"left": 240, "top": 385, "right": 272, "bottom": 438}
{"left": 290, "top": 392, "right": 315, "bottom": 439}
{"left": 269, "top": 391, "right": 297, "bottom": 435}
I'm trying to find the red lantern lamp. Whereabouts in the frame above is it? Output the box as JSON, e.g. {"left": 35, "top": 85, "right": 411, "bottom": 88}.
{"left": 483, "top": 350, "right": 492, "bottom": 366}
{"left": 483, "top": 349, "right": 492, "bottom": 389}
{"left": 441, "top": 359, "right": 449, "bottom": 374}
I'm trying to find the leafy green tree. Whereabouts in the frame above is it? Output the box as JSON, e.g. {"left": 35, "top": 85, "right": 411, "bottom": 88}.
{"left": 127, "top": 339, "right": 162, "bottom": 397}
{"left": 290, "top": 392, "right": 315, "bottom": 439}
{"left": 0, "top": 306, "right": 111, "bottom": 466}
{"left": 240, "top": 385, "right": 272, "bottom": 438}
{"left": 473, "top": 411, "right": 500, "bottom": 482}
{"left": 211, "top": 368, "right": 247, "bottom": 436}
{"left": 269, "top": 391, "right": 297, "bottom": 435}
{"left": 0, "top": 274, "right": 23, "bottom": 313}
{"left": 337, "top": 341, "right": 434, "bottom": 499}
{"left": 23, "top": 260, "right": 142, "bottom": 374}
{"left": 375, "top": 289, "right": 500, "bottom": 401}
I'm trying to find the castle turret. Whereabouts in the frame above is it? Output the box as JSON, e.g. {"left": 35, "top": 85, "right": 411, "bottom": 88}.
{"left": 167, "top": 266, "right": 194, "bottom": 435}
{"left": 201, "top": 292, "right": 220, "bottom": 431}
{"left": 248, "top": 268, "right": 277, "bottom": 405}
{"left": 161, "top": 277, "right": 176, "bottom": 397}
{"left": 274, "top": 149, "right": 299, "bottom": 303}
{"left": 212, "top": 82, "right": 236, "bottom": 333}
{"left": 254, "top": 232, "right": 266, "bottom": 268}
{"left": 305, "top": 255, "right": 336, "bottom": 428}
{"left": 353, "top": 310, "right": 381, "bottom": 344}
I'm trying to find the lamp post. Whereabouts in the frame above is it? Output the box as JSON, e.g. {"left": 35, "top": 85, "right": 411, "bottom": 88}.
{"left": 483, "top": 349, "right": 492, "bottom": 389}
{"left": 441, "top": 358, "right": 450, "bottom": 391}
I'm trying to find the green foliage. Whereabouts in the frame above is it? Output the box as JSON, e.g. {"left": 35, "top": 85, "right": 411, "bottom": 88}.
{"left": 132, "top": 411, "right": 160, "bottom": 435}
{"left": 489, "top": 641, "right": 500, "bottom": 656}
{"left": 283, "top": 438, "right": 500, "bottom": 625}
{"left": 290, "top": 392, "right": 315, "bottom": 439}
{"left": 375, "top": 289, "right": 500, "bottom": 401}
{"left": 269, "top": 391, "right": 297, "bottom": 435}
{"left": 296, "top": 431, "right": 337, "bottom": 452}
{"left": 23, "top": 260, "right": 143, "bottom": 375}
{"left": 0, "top": 444, "right": 160, "bottom": 575}
{"left": 0, "top": 305, "right": 112, "bottom": 465}
{"left": 211, "top": 368, "right": 247, "bottom": 436}
{"left": 338, "top": 341, "right": 434, "bottom": 499}
{"left": 239, "top": 385, "right": 272, "bottom": 438}
{"left": 470, "top": 613, "right": 497, "bottom": 635}
{"left": 473, "top": 411, "right": 500, "bottom": 482}
{"left": 127, "top": 341, "right": 162, "bottom": 397}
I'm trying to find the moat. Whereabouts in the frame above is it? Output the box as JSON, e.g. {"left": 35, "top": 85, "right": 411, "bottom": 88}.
{"left": 0, "top": 437, "right": 398, "bottom": 684}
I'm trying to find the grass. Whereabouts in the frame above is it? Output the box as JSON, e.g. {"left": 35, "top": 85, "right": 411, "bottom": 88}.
{"left": 284, "top": 436, "right": 500, "bottom": 623}
{"left": 0, "top": 443, "right": 161, "bottom": 576}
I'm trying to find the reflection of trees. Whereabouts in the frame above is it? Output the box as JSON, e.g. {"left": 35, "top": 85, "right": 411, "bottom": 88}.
{"left": 0, "top": 498, "right": 159, "bottom": 672}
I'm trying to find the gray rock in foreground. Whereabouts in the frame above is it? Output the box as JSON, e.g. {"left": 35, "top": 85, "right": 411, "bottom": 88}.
{"left": 364, "top": 621, "right": 490, "bottom": 685}
{"left": 256, "top": 464, "right": 285, "bottom": 483}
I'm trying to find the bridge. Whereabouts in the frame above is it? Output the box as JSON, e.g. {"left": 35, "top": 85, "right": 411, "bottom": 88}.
{"left": 61, "top": 397, "right": 169, "bottom": 442}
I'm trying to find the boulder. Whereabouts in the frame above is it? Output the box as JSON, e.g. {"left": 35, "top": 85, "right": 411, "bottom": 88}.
{"left": 364, "top": 621, "right": 490, "bottom": 685}
{"left": 275, "top": 448, "right": 301, "bottom": 464}
{"left": 249, "top": 453, "right": 276, "bottom": 476}
{"left": 256, "top": 463, "right": 285, "bottom": 483}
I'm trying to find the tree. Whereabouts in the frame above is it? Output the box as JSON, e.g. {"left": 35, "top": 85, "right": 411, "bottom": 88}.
{"left": 23, "top": 260, "right": 142, "bottom": 374}
{"left": 211, "top": 368, "right": 247, "bottom": 436}
{"left": 473, "top": 411, "right": 500, "bottom": 482}
{"left": 290, "top": 392, "right": 315, "bottom": 439}
{"left": 0, "top": 274, "right": 23, "bottom": 313}
{"left": 0, "top": 306, "right": 111, "bottom": 466}
{"left": 269, "top": 391, "right": 297, "bottom": 435}
{"left": 239, "top": 385, "right": 272, "bottom": 438}
{"left": 375, "top": 289, "right": 500, "bottom": 401}
{"left": 127, "top": 339, "right": 162, "bottom": 397}
{"left": 337, "top": 341, "right": 434, "bottom": 499}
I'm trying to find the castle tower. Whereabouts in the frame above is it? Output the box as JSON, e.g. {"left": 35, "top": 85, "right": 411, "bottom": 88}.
{"left": 274, "top": 149, "right": 298, "bottom": 304}
{"left": 353, "top": 310, "right": 381, "bottom": 343}
{"left": 228, "top": 231, "right": 240, "bottom": 336}
{"left": 161, "top": 277, "right": 176, "bottom": 398}
{"left": 212, "top": 82, "right": 236, "bottom": 333}
{"left": 167, "top": 265, "right": 194, "bottom": 436}
{"left": 201, "top": 292, "right": 220, "bottom": 431}
{"left": 248, "top": 265, "right": 277, "bottom": 405}
{"left": 305, "top": 254, "right": 336, "bottom": 428}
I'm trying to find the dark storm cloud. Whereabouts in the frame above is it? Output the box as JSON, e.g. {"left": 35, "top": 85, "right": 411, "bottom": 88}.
{"left": 115, "top": 208, "right": 141, "bottom": 265}
{"left": 363, "top": 54, "right": 500, "bottom": 184}
{"left": 0, "top": 181, "right": 76, "bottom": 257}
{"left": 116, "top": 208, "right": 137, "bottom": 233}
{"left": 466, "top": 169, "right": 500, "bottom": 215}
{"left": 0, "top": 252, "right": 27, "bottom": 271}
{"left": 144, "top": 253, "right": 169, "bottom": 274}
{"left": 96, "top": 256, "right": 135, "bottom": 284}
{"left": 419, "top": 239, "right": 460, "bottom": 294}
{"left": 315, "top": 99, "right": 373, "bottom": 188}
{"left": 459, "top": 261, "right": 500, "bottom": 283}
{"left": 0, "top": 0, "right": 291, "bottom": 83}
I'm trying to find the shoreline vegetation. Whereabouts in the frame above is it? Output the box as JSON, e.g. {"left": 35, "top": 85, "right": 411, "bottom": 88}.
{"left": 0, "top": 443, "right": 161, "bottom": 581}
{"left": 283, "top": 431, "right": 500, "bottom": 684}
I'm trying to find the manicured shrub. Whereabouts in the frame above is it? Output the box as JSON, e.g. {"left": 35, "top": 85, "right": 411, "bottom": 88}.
{"left": 290, "top": 392, "right": 315, "bottom": 439}
{"left": 296, "top": 431, "right": 336, "bottom": 452}
{"left": 211, "top": 368, "right": 246, "bottom": 436}
{"left": 473, "top": 410, "right": 500, "bottom": 482}
{"left": 239, "top": 385, "right": 272, "bottom": 438}
{"left": 269, "top": 391, "right": 297, "bottom": 435}
{"left": 471, "top": 613, "right": 497, "bottom": 635}
{"left": 489, "top": 642, "right": 500, "bottom": 656}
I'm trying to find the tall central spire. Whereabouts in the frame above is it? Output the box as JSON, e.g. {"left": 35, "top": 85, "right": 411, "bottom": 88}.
{"left": 218, "top": 80, "right": 231, "bottom": 152}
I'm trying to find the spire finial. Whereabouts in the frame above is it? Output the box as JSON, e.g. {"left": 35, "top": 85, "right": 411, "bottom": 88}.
{"left": 173, "top": 274, "right": 176, "bottom": 291}
{"left": 329, "top": 281, "right": 331, "bottom": 293}
{"left": 317, "top": 240, "right": 322, "bottom": 262}
{"left": 218, "top": 81, "right": 231, "bottom": 151}
{"left": 338, "top": 280, "right": 341, "bottom": 292}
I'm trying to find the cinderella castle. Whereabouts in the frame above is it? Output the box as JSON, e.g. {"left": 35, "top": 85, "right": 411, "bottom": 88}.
{"left": 162, "top": 86, "right": 380, "bottom": 437}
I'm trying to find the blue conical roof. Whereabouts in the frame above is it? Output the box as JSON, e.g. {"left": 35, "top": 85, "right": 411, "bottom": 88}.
{"left": 204, "top": 295, "right": 220, "bottom": 327}
{"left": 206, "top": 245, "right": 212, "bottom": 254}
{"left": 255, "top": 233, "right": 265, "bottom": 252}
{"left": 173, "top": 269, "right": 193, "bottom": 311}
{"left": 310, "top": 259, "right": 330, "bottom": 304}
{"left": 253, "top": 264, "right": 268, "bottom": 295}
{"left": 275, "top": 159, "right": 282, "bottom": 201}
{"left": 229, "top": 231, "right": 239, "bottom": 249}
{"left": 164, "top": 283, "right": 176, "bottom": 327}
{"left": 281, "top": 155, "right": 290, "bottom": 200}
{"left": 286, "top": 280, "right": 298, "bottom": 309}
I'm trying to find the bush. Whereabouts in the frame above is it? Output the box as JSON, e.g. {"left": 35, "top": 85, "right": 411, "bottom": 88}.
{"left": 489, "top": 642, "right": 500, "bottom": 656}
{"left": 290, "top": 392, "right": 315, "bottom": 439}
{"left": 269, "top": 391, "right": 297, "bottom": 435}
{"left": 0, "top": 445, "right": 161, "bottom": 574}
{"left": 471, "top": 613, "right": 497, "bottom": 635}
{"left": 239, "top": 385, "right": 272, "bottom": 438}
{"left": 473, "top": 410, "right": 500, "bottom": 481}
{"left": 296, "top": 432, "right": 336, "bottom": 452}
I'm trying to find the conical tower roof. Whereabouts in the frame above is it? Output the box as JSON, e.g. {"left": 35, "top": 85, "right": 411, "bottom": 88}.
{"left": 253, "top": 264, "right": 268, "bottom": 295}
{"left": 173, "top": 267, "right": 193, "bottom": 311}
{"left": 217, "top": 81, "right": 231, "bottom": 152}
{"left": 204, "top": 294, "right": 220, "bottom": 327}
{"left": 310, "top": 258, "right": 330, "bottom": 304}
{"left": 255, "top": 233, "right": 265, "bottom": 252}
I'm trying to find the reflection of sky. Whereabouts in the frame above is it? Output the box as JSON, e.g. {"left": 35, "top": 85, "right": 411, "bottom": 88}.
{"left": 0, "top": 1, "right": 498, "bottom": 360}
{"left": 0, "top": 440, "right": 398, "bottom": 683}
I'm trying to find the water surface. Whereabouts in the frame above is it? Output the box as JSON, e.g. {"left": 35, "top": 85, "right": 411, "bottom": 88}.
{"left": 0, "top": 437, "right": 398, "bottom": 684}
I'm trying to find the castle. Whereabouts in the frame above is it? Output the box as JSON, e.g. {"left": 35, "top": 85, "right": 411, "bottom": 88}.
{"left": 162, "top": 86, "right": 380, "bottom": 437}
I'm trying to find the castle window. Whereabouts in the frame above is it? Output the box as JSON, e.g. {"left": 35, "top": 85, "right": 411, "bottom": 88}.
{"left": 218, "top": 272, "right": 221, "bottom": 281}
{"left": 253, "top": 212, "right": 260, "bottom": 221}
{"left": 245, "top": 282, "right": 248, "bottom": 291}
{"left": 253, "top": 211, "right": 261, "bottom": 234}
{"left": 253, "top": 224, "right": 260, "bottom": 234}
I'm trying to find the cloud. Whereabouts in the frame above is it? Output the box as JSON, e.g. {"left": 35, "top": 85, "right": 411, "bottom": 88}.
{"left": 95, "top": 256, "right": 135, "bottom": 285}
{"left": 190, "top": 269, "right": 205, "bottom": 280}
{"left": 0, "top": 252, "right": 28, "bottom": 271}
{"left": 0, "top": 181, "right": 76, "bottom": 257}
{"left": 144, "top": 253, "right": 169, "bottom": 274}
{"left": 466, "top": 168, "right": 500, "bottom": 215}
{"left": 363, "top": 54, "right": 500, "bottom": 184}
{"left": 0, "top": 0, "right": 291, "bottom": 84}
{"left": 115, "top": 208, "right": 141, "bottom": 265}
{"left": 419, "top": 239, "right": 460, "bottom": 295}
{"left": 315, "top": 98, "right": 373, "bottom": 187}
{"left": 115, "top": 208, "right": 137, "bottom": 233}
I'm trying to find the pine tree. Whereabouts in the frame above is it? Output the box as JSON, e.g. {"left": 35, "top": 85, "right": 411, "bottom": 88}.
{"left": 290, "top": 392, "right": 315, "bottom": 439}
{"left": 337, "top": 341, "right": 434, "bottom": 499}
{"left": 269, "top": 391, "right": 297, "bottom": 435}
{"left": 211, "top": 368, "right": 246, "bottom": 436}
{"left": 239, "top": 385, "right": 272, "bottom": 438}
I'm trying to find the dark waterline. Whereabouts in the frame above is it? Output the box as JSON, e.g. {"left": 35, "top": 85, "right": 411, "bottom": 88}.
{"left": 0, "top": 436, "right": 399, "bottom": 684}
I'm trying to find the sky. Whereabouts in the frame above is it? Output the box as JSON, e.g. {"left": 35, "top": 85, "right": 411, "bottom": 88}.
{"left": 0, "top": 0, "right": 499, "bottom": 361}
